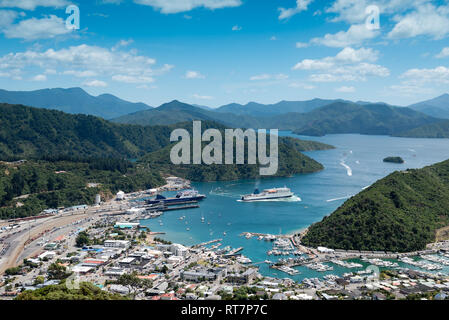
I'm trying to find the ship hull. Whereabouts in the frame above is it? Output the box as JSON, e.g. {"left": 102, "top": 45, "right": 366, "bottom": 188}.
{"left": 147, "top": 195, "right": 206, "bottom": 205}
{"left": 241, "top": 194, "right": 293, "bottom": 202}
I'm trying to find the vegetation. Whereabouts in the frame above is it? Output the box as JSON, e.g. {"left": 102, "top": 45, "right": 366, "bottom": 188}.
{"left": 140, "top": 140, "right": 324, "bottom": 182}
{"left": 383, "top": 157, "right": 404, "bottom": 164}
{"left": 396, "top": 120, "right": 449, "bottom": 138}
{"left": 114, "top": 100, "right": 440, "bottom": 138}
{"left": 0, "top": 103, "right": 331, "bottom": 219}
{"left": 0, "top": 159, "right": 164, "bottom": 219}
{"left": 0, "top": 103, "right": 173, "bottom": 160}
{"left": 302, "top": 159, "right": 449, "bottom": 252}
{"left": 75, "top": 232, "right": 91, "bottom": 248}
{"left": 15, "top": 282, "right": 127, "bottom": 300}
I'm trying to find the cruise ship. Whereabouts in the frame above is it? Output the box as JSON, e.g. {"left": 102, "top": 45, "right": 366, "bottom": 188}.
{"left": 240, "top": 187, "right": 294, "bottom": 202}
{"left": 146, "top": 189, "right": 206, "bottom": 205}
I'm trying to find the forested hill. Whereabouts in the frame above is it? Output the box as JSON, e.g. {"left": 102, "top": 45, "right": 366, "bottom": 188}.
{"left": 301, "top": 159, "right": 449, "bottom": 253}
{"left": 0, "top": 103, "right": 174, "bottom": 160}
{"left": 0, "top": 103, "right": 333, "bottom": 161}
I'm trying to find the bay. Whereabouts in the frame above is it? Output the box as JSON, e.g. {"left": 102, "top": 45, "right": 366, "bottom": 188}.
{"left": 141, "top": 132, "right": 449, "bottom": 281}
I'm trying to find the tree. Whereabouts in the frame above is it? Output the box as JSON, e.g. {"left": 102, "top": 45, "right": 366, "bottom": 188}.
{"left": 75, "top": 231, "right": 91, "bottom": 247}
{"left": 47, "top": 263, "right": 70, "bottom": 280}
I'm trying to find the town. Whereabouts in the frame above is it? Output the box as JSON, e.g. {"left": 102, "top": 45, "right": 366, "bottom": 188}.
{"left": 1, "top": 177, "right": 449, "bottom": 300}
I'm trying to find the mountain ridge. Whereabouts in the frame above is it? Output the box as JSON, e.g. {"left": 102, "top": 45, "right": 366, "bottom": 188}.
{"left": 0, "top": 87, "right": 152, "bottom": 120}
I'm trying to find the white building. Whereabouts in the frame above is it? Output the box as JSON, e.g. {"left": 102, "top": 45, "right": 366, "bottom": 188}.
{"left": 116, "top": 191, "right": 125, "bottom": 200}
{"left": 170, "top": 243, "right": 188, "bottom": 257}
{"left": 104, "top": 240, "right": 131, "bottom": 249}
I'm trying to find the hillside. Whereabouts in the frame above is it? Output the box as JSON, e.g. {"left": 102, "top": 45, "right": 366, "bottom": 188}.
{"left": 395, "top": 120, "right": 449, "bottom": 138}
{"left": 409, "top": 94, "right": 449, "bottom": 119}
{"left": 301, "top": 159, "right": 449, "bottom": 252}
{"left": 0, "top": 88, "right": 151, "bottom": 119}
{"left": 216, "top": 99, "right": 342, "bottom": 116}
{"left": 140, "top": 141, "right": 325, "bottom": 182}
{"left": 0, "top": 103, "right": 174, "bottom": 160}
{"left": 291, "top": 102, "right": 438, "bottom": 136}
{"left": 0, "top": 158, "right": 164, "bottom": 219}
{"left": 114, "top": 100, "right": 439, "bottom": 137}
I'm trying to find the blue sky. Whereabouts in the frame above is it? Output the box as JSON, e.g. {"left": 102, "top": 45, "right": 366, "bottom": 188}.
{"left": 0, "top": 0, "right": 449, "bottom": 108}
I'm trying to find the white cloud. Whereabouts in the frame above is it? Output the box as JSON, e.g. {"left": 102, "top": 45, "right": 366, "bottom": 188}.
{"left": 335, "top": 85, "right": 355, "bottom": 92}
{"left": 31, "top": 74, "right": 46, "bottom": 81}
{"left": 133, "top": 0, "right": 242, "bottom": 14}
{"left": 436, "top": 47, "right": 449, "bottom": 58}
{"left": 270, "top": 36, "right": 277, "bottom": 41}
{"left": 326, "top": 0, "right": 430, "bottom": 24}
{"left": 112, "top": 39, "right": 134, "bottom": 51}
{"left": 232, "top": 25, "right": 242, "bottom": 31}
{"left": 250, "top": 73, "right": 289, "bottom": 81}
{"left": 311, "top": 24, "right": 379, "bottom": 47}
{"left": 0, "top": 0, "right": 69, "bottom": 10}
{"left": 388, "top": 3, "right": 449, "bottom": 39}
{"left": 83, "top": 80, "right": 108, "bottom": 87}
{"left": 0, "top": 44, "right": 170, "bottom": 84}
{"left": 185, "top": 70, "right": 205, "bottom": 79}
{"left": 63, "top": 70, "right": 98, "bottom": 78}
{"left": 112, "top": 74, "right": 155, "bottom": 83}
{"left": 279, "top": 0, "right": 313, "bottom": 20}
{"left": 3, "top": 15, "right": 71, "bottom": 40}
{"left": 295, "top": 41, "right": 309, "bottom": 48}
{"left": 193, "top": 93, "right": 213, "bottom": 100}
{"left": 289, "top": 82, "right": 315, "bottom": 89}
{"left": 0, "top": 10, "right": 17, "bottom": 27}
{"left": 399, "top": 66, "right": 449, "bottom": 85}
{"left": 250, "top": 74, "right": 270, "bottom": 81}
{"left": 293, "top": 47, "right": 389, "bottom": 82}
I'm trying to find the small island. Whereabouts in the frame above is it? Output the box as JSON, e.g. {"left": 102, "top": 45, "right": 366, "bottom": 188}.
{"left": 383, "top": 156, "right": 405, "bottom": 164}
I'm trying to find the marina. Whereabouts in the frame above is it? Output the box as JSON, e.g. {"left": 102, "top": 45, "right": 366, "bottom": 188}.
{"left": 139, "top": 133, "right": 449, "bottom": 282}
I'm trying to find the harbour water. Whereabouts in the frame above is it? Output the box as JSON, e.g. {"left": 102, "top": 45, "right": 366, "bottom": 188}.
{"left": 140, "top": 132, "right": 449, "bottom": 281}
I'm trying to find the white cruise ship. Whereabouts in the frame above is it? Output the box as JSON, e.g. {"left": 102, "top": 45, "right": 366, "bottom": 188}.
{"left": 241, "top": 187, "right": 294, "bottom": 202}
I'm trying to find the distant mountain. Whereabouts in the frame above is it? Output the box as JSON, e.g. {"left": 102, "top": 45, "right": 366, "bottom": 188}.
{"left": 409, "top": 94, "right": 449, "bottom": 119}
{"left": 302, "top": 159, "right": 449, "bottom": 252}
{"left": 290, "top": 102, "right": 439, "bottom": 136}
{"left": 113, "top": 100, "right": 220, "bottom": 125}
{"left": 114, "top": 100, "right": 440, "bottom": 137}
{"left": 0, "top": 88, "right": 152, "bottom": 119}
{"left": 216, "top": 99, "right": 342, "bottom": 116}
{"left": 395, "top": 119, "right": 449, "bottom": 138}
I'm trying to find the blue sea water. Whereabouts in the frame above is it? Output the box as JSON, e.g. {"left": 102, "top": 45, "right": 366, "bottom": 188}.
{"left": 140, "top": 133, "right": 449, "bottom": 281}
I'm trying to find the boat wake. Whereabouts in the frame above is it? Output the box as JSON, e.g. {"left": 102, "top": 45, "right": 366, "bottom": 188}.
{"left": 340, "top": 160, "right": 353, "bottom": 176}
{"left": 326, "top": 196, "right": 350, "bottom": 202}
{"left": 237, "top": 195, "right": 302, "bottom": 203}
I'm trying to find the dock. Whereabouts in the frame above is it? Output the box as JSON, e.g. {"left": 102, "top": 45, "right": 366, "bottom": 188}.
{"left": 224, "top": 247, "right": 244, "bottom": 257}
{"left": 159, "top": 204, "right": 199, "bottom": 212}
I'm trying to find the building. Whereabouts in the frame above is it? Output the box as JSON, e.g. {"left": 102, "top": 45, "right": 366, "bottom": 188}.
{"left": 226, "top": 268, "right": 258, "bottom": 284}
{"left": 114, "top": 222, "right": 139, "bottom": 229}
{"left": 104, "top": 240, "right": 131, "bottom": 249}
{"left": 116, "top": 191, "right": 125, "bottom": 201}
{"left": 181, "top": 268, "right": 227, "bottom": 283}
{"left": 170, "top": 244, "right": 188, "bottom": 257}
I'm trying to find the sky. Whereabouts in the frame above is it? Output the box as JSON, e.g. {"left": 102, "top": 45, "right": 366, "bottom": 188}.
{"left": 0, "top": 0, "right": 449, "bottom": 108}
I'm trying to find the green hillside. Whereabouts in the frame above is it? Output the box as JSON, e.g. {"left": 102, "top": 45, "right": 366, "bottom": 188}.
{"left": 301, "top": 159, "right": 449, "bottom": 252}
{"left": 0, "top": 158, "right": 164, "bottom": 219}
{"left": 0, "top": 103, "right": 173, "bottom": 160}
{"left": 396, "top": 120, "right": 449, "bottom": 138}
{"left": 140, "top": 141, "right": 325, "bottom": 182}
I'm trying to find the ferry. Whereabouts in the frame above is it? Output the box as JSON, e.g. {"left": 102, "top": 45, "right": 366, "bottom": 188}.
{"left": 147, "top": 189, "right": 206, "bottom": 205}
{"left": 241, "top": 187, "right": 294, "bottom": 202}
